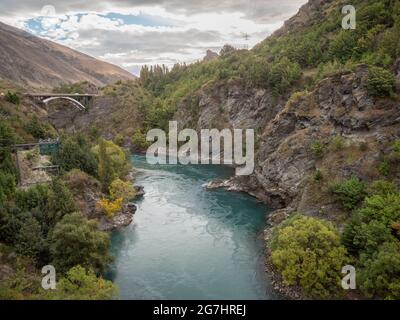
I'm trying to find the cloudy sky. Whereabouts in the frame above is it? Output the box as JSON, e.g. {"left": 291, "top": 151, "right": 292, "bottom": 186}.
{"left": 0, "top": 0, "right": 306, "bottom": 75}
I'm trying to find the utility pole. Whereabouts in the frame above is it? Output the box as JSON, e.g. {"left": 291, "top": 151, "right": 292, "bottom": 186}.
{"left": 242, "top": 33, "right": 250, "bottom": 50}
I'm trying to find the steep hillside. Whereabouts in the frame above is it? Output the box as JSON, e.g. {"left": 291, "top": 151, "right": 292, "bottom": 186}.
{"left": 0, "top": 22, "right": 135, "bottom": 89}
{"left": 135, "top": 0, "right": 400, "bottom": 299}
{"left": 2, "top": 0, "right": 399, "bottom": 300}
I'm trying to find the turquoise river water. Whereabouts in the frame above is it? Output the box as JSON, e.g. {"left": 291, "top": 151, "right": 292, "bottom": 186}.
{"left": 106, "top": 155, "right": 275, "bottom": 300}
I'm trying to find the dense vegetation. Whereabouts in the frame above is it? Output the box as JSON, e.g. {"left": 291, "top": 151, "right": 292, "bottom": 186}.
{"left": 271, "top": 215, "right": 349, "bottom": 298}
{"left": 1, "top": 0, "right": 400, "bottom": 300}
{"left": 0, "top": 115, "right": 133, "bottom": 299}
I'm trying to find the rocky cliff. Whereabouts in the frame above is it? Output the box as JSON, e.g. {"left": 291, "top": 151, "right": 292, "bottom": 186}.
{"left": 182, "top": 64, "right": 400, "bottom": 224}
{"left": 255, "top": 65, "right": 400, "bottom": 218}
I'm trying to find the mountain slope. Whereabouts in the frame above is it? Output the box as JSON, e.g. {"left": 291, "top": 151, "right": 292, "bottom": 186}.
{"left": 0, "top": 21, "right": 135, "bottom": 88}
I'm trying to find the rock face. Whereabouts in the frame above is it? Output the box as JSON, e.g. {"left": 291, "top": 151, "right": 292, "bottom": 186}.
{"left": 254, "top": 65, "right": 400, "bottom": 216}
{"left": 98, "top": 203, "right": 137, "bottom": 232}
{"left": 203, "top": 50, "right": 219, "bottom": 62}
{"left": 175, "top": 79, "right": 286, "bottom": 132}
{"left": 182, "top": 65, "right": 400, "bottom": 221}
{"left": 273, "top": 0, "right": 330, "bottom": 37}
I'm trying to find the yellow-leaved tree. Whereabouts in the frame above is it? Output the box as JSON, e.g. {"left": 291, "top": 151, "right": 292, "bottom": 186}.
{"left": 96, "top": 197, "right": 123, "bottom": 218}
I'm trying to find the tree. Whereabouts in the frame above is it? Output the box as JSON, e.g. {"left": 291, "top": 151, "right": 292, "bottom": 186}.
{"left": 268, "top": 57, "right": 301, "bottom": 94}
{"left": 342, "top": 192, "right": 400, "bottom": 255}
{"left": 270, "top": 214, "right": 349, "bottom": 298}
{"left": 53, "top": 134, "right": 98, "bottom": 177}
{"left": 368, "top": 180, "right": 398, "bottom": 197}
{"left": 367, "top": 66, "right": 395, "bottom": 97}
{"left": 93, "top": 139, "right": 129, "bottom": 191}
{"left": 0, "top": 171, "right": 16, "bottom": 202}
{"left": 50, "top": 212, "right": 112, "bottom": 274}
{"left": 44, "top": 265, "right": 117, "bottom": 300}
{"left": 219, "top": 44, "right": 236, "bottom": 57}
{"left": 43, "top": 179, "right": 77, "bottom": 234}
{"left": 109, "top": 179, "right": 135, "bottom": 201}
{"left": 330, "top": 176, "right": 367, "bottom": 210}
{"left": 358, "top": 241, "right": 400, "bottom": 300}
{"left": 15, "top": 217, "right": 44, "bottom": 260}
{"left": 25, "top": 115, "right": 53, "bottom": 139}
{"left": 0, "top": 121, "right": 18, "bottom": 176}
{"left": 96, "top": 197, "right": 123, "bottom": 218}
{"left": 96, "top": 139, "right": 116, "bottom": 191}
{"left": 131, "top": 129, "right": 149, "bottom": 152}
{"left": 328, "top": 30, "right": 358, "bottom": 62}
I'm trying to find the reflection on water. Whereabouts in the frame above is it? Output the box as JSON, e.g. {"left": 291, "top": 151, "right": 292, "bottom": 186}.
{"left": 106, "top": 155, "right": 276, "bottom": 300}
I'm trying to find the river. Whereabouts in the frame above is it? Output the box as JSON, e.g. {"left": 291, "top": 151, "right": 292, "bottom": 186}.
{"left": 105, "top": 155, "right": 276, "bottom": 300}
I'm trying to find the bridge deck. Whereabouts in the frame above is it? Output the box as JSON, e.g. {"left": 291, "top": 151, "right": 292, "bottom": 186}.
{"left": 26, "top": 93, "right": 99, "bottom": 98}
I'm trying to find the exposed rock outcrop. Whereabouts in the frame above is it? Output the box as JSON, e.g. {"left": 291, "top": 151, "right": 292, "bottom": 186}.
{"left": 203, "top": 50, "right": 219, "bottom": 62}
{"left": 195, "top": 65, "right": 399, "bottom": 223}
{"left": 63, "top": 171, "right": 138, "bottom": 231}
{"left": 175, "top": 79, "right": 286, "bottom": 132}
{"left": 98, "top": 203, "right": 137, "bottom": 232}
{"left": 254, "top": 65, "right": 399, "bottom": 216}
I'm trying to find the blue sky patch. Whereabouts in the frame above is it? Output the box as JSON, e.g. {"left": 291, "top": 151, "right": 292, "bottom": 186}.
{"left": 102, "top": 12, "right": 177, "bottom": 27}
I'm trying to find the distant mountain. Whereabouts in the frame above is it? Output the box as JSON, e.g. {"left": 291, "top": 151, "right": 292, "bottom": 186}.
{"left": 0, "top": 21, "right": 135, "bottom": 88}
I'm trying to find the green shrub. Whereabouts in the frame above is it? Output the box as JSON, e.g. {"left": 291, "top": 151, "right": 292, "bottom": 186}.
{"left": 43, "top": 265, "right": 117, "bottom": 300}
{"left": 53, "top": 134, "right": 98, "bottom": 177}
{"left": 378, "top": 160, "right": 390, "bottom": 176}
{"left": 313, "top": 170, "right": 323, "bottom": 182}
{"left": 89, "top": 126, "right": 100, "bottom": 140}
{"left": 25, "top": 116, "right": 54, "bottom": 139}
{"left": 15, "top": 179, "right": 76, "bottom": 235}
{"left": 15, "top": 217, "right": 44, "bottom": 260}
{"left": 5, "top": 91, "right": 20, "bottom": 105}
{"left": 113, "top": 134, "right": 124, "bottom": 146}
{"left": 131, "top": 129, "right": 149, "bottom": 152}
{"left": 342, "top": 192, "right": 400, "bottom": 255}
{"left": 310, "top": 140, "right": 325, "bottom": 158}
{"left": 63, "top": 169, "right": 101, "bottom": 195}
{"left": 109, "top": 178, "right": 135, "bottom": 201}
{"left": 358, "top": 241, "right": 400, "bottom": 300}
{"left": 328, "top": 30, "right": 358, "bottom": 62}
{"left": 390, "top": 140, "right": 400, "bottom": 162}
{"left": 270, "top": 215, "right": 349, "bottom": 298}
{"left": 50, "top": 212, "right": 112, "bottom": 274}
{"left": 343, "top": 215, "right": 394, "bottom": 256}
{"left": 0, "top": 121, "right": 18, "bottom": 177}
{"left": 368, "top": 180, "right": 398, "bottom": 197}
{"left": 330, "top": 176, "right": 367, "bottom": 210}
{"left": 219, "top": 44, "right": 236, "bottom": 57}
{"left": 268, "top": 57, "right": 301, "bottom": 94}
{"left": 367, "top": 67, "right": 395, "bottom": 97}
{"left": 92, "top": 139, "right": 130, "bottom": 191}
{"left": 393, "top": 140, "right": 400, "bottom": 154}
{"left": 0, "top": 171, "right": 16, "bottom": 201}
{"left": 330, "top": 135, "right": 346, "bottom": 151}
{"left": 315, "top": 60, "right": 352, "bottom": 81}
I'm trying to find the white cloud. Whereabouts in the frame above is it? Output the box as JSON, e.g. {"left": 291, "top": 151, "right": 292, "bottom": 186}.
{"left": 0, "top": 1, "right": 307, "bottom": 75}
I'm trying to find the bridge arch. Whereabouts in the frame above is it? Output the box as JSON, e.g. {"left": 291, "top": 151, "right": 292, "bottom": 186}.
{"left": 42, "top": 96, "right": 86, "bottom": 110}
